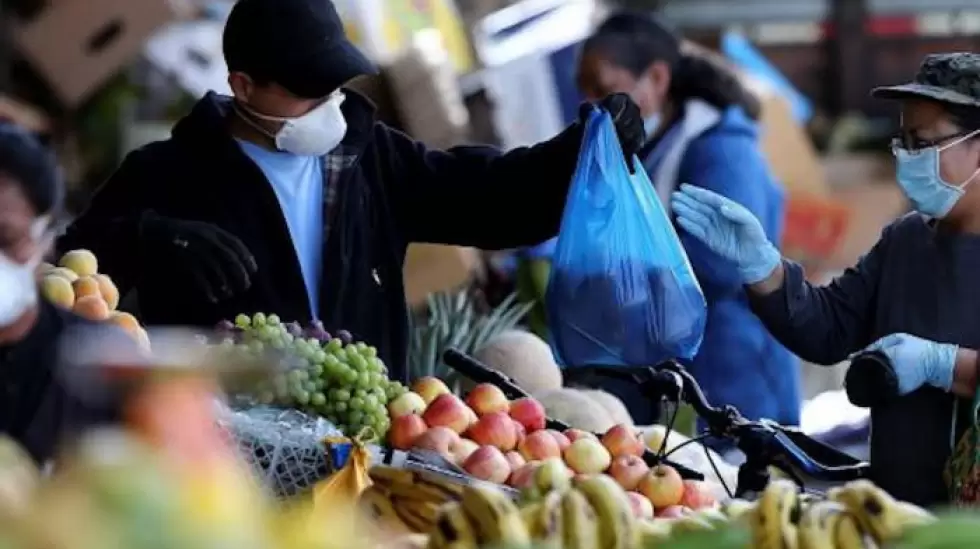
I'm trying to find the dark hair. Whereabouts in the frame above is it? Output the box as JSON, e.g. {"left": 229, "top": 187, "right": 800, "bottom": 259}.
{"left": 0, "top": 123, "right": 63, "bottom": 216}
{"left": 581, "top": 11, "right": 761, "bottom": 120}
{"left": 945, "top": 103, "right": 980, "bottom": 137}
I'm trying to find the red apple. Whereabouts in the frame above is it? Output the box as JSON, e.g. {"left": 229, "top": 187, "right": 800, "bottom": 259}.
{"left": 517, "top": 429, "right": 562, "bottom": 461}
{"left": 412, "top": 426, "right": 460, "bottom": 458}
{"left": 608, "top": 454, "right": 650, "bottom": 491}
{"left": 638, "top": 465, "right": 685, "bottom": 509}
{"left": 387, "top": 392, "right": 426, "bottom": 418}
{"left": 656, "top": 505, "right": 689, "bottom": 519}
{"left": 411, "top": 376, "right": 451, "bottom": 405}
{"left": 422, "top": 394, "right": 471, "bottom": 433}
{"left": 510, "top": 397, "right": 546, "bottom": 432}
{"left": 562, "top": 437, "right": 612, "bottom": 474}
{"left": 465, "top": 411, "right": 518, "bottom": 451}
{"left": 504, "top": 451, "right": 527, "bottom": 471}
{"left": 564, "top": 429, "right": 598, "bottom": 443}
{"left": 679, "top": 480, "right": 718, "bottom": 510}
{"left": 465, "top": 383, "right": 510, "bottom": 416}
{"left": 462, "top": 445, "right": 511, "bottom": 484}
{"left": 388, "top": 414, "right": 428, "bottom": 450}
{"left": 601, "top": 424, "right": 645, "bottom": 458}
{"left": 627, "top": 491, "right": 655, "bottom": 519}
{"left": 546, "top": 429, "right": 571, "bottom": 452}
{"left": 507, "top": 461, "right": 541, "bottom": 488}
{"left": 450, "top": 438, "right": 480, "bottom": 465}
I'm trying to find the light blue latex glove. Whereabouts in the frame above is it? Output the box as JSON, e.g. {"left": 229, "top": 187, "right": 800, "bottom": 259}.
{"left": 670, "top": 183, "right": 781, "bottom": 284}
{"left": 859, "top": 333, "right": 958, "bottom": 394}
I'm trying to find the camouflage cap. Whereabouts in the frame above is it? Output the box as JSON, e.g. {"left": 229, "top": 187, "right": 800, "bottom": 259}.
{"left": 871, "top": 52, "right": 980, "bottom": 107}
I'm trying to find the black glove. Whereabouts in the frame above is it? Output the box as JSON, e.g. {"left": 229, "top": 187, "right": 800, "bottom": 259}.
{"left": 140, "top": 212, "right": 257, "bottom": 302}
{"left": 581, "top": 93, "right": 644, "bottom": 174}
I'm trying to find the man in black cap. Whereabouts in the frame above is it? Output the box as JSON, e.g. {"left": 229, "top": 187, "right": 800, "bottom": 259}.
{"left": 667, "top": 52, "right": 980, "bottom": 505}
{"left": 59, "top": 0, "right": 644, "bottom": 381}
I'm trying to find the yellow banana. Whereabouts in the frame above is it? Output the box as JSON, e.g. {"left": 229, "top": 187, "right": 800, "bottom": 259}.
{"left": 670, "top": 514, "right": 716, "bottom": 535}
{"left": 523, "top": 490, "right": 563, "bottom": 546}
{"left": 459, "top": 484, "right": 531, "bottom": 546}
{"left": 525, "top": 458, "right": 572, "bottom": 502}
{"left": 392, "top": 496, "right": 442, "bottom": 525}
{"left": 798, "top": 501, "right": 846, "bottom": 549}
{"left": 412, "top": 468, "right": 466, "bottom": 499}
{"left": 369, "top": 466, "right": 416, "bottom": 488}
{"left": 828, "top": 480, "right": 934, "bottom": 543}
{"left": 634, "top": 518, "right": 673, "bottom": 547}
{"left": 693, "top": 507, "right": 730, "bottom": 527}
{"left": 752, "top": 479, "right": 801, "bottom": 549}
{"left": 560, "top": 488, "right": 601, "bottom": 549}
{"left": 572, "top": 474, "right": 635, "bottom": 549}
{"left": 834, "top": 509, "right": 877, "bottom": 549}
{"left": 721, "top": 499, "right": 757, "bottom": 522}
{"left": 359, "top": 485, "right": 408, "bottom": 533}
{"left": 427, "top": 503, "right": 479, "bottom": 549}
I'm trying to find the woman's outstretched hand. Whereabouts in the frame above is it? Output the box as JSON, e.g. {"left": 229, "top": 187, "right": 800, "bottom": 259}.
{"left": 670, "top": 183, "right": 781, "bottom": 284}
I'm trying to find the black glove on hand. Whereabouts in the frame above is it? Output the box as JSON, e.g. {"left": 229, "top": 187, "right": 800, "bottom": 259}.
{"left": 141, "top": 212, "right": 257, "bottom": 302}
{"left": 580, "top": 93, "right": 644, "bottom": 173}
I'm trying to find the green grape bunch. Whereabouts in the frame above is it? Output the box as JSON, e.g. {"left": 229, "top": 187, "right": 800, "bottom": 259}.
{"left": 214, "top": 313, "right": 409, "bottom": 438}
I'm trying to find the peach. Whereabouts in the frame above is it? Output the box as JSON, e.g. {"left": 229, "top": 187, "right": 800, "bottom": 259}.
{"left": 47, "top": 267, "right": 78, "bottom": 283}
{"left": 462, "top": 446, "right": 511, "bottom": 484}
{"left": 564, "top": 429, "right": 598, "bottom": 443}
{"left": 450, "top": 438, "right": 480, "bottom": 465}
{"left": 93, "top": 274, "right": 119, "bottom": 310}
{"left": 656, "top": 505, "right": 689, "bottom": 519}
{"left": 627, "top": 491, "right": 655, "bottom": 519}
{"left": 465, "top": 411, "right": 518, "bottom": 451}
{"left": 411, "top": 376, "right": 450, "bottom": 405}
{"left": 40, "top": 275, "right": 74, "bottom": 309}
{"left": 638, "top": 465, "right": 685, "bottom": 509}
{"left": 59, "top": 249, "right": 98, "bottom": 277}
{"left": 72, "top": 295, "right": 110, "bottom": 321}
{"left": 388, "top": 392, "right": 426, "bottom": 418}
{"left": 464, "top": 383, "right": 509, "bottom": 416}
{"left": 601, "top": 424, "right": 645, "bottom": 458}
{"left": 517, "top": 429, "right": 562, "bottom": 461}
{"left": 507, "top": 461, "right": 541, "bottom": 489}
{"left": 109, "top": 311, "right": 141, "bottom": 334}
{"left": 510, "top": 397, "right": 546, "bottom": 432}
{"left": 679, "top": 480, "right": 717, "bottom": 510}
{"left": 608, "top": 454, "right": 650, "bottom": 491}
{"left": 72, "top": 276, "right": 102, "bottom": 300}
{"left": 504, "top": 451, "right": 526, "bottom": 471}
{"left": 412, "top": 426, "right": 459, "bottom": 458}
{"left": 422, "top": 394, "right": 471, "bottom": 433}
{"left": 388, "top": 414, "right": 428, "bottom": 450}
{"left": 562, "top": 437, "right": 612, "bottom": 474}
{"left": 546, "top": 429, "right": 571, "bottom": 452}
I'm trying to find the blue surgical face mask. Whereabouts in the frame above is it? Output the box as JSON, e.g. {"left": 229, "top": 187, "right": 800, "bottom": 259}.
{"left": 894, "top": 130, "right": 980, "bottom": 218}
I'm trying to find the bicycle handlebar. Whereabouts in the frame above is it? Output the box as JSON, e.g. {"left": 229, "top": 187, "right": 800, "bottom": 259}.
{"left": 442, "top": 349, "right": 869, "bottom": 493}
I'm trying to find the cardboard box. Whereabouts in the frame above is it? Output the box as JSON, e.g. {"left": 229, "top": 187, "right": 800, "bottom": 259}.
{"left": 13, "top": 0, "right": 175, "bottom": 106}
{"left": 403, "top": 245, "right": 484, "bottom": 307}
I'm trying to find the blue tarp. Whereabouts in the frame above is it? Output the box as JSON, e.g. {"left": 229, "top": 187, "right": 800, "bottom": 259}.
{"left": 720, "top": 32, "right": 814, "bottom": 124}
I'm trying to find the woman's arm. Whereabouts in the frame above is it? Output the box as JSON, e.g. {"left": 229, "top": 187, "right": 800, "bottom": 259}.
{"left": 952, "top": 348, "right": 980, "bottom": 398}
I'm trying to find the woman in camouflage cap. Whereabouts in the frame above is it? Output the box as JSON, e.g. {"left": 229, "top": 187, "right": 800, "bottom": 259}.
{"left": 668, "top": 52, "right": 980, "bottom": 506}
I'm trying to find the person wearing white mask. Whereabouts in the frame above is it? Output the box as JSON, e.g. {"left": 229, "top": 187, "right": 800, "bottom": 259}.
{"left": 58, "top": 0, "right": 645, "bottom": 383}
{"left": 670, "top": 52, "right": 980, "bottom": 506}
{"left": 0, "top": 124, "right": 121, "bottom": 464}
{"left": 568, "top": 11, "right": 796, "bottom": 432}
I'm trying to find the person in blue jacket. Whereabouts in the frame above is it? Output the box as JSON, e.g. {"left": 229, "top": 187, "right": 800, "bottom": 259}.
{"left": 572, "top": 11, "right": 799, "bottom": 431}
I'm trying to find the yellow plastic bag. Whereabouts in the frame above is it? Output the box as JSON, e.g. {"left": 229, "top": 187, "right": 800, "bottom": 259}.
{"left": 313, "top": 429, "right": 375, "bottom": 509}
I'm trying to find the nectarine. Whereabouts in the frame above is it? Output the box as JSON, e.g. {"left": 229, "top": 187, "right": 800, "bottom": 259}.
{"left": 463, "top": 446, "right": 511, "bottom": 484}
{"left": 517, "top": 430, "right": 562, "bottom": 461}
{"left": 464, "top": 383, "right": 509, "bottom": 416}
{"left": 510, "top": 397, "right": 546, "bottom": 432}
{"left": 411, "top": 377, "right": 450, "bottom": 405}
{"left": 388, "top": 414, "right": 427, "bottom": 450}
{"left": 601, "top": 424, "right": 645, "bottom": 458}
{"left": 608, "top": 454, "right": 650, "bottom": 491}
{"left": 72, "top": 295, "right": 109, "bottom": 321}
{"left": 422, "top": 394, "right": 471, "bottom": 434}
{"left": 465, "top": 411, "right": 518, "bottom": 451}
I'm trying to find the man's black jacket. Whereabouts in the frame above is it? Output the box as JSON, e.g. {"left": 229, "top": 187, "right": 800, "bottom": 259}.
{"left": 59, "top": 91, "right": 583, "bottom": 381}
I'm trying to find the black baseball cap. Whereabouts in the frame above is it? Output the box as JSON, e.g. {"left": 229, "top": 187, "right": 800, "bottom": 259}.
{"left": 223, "top": 0, "right": 377, "bottom": 99}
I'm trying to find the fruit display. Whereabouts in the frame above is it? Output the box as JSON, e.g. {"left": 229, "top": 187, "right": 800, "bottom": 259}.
{"left": 215, "top": 313, "right": 409, "bottom": 439}
{"left": 39, "top": 248, "right": 148, "bottom": 348}
{"left": 386, "top": 379, "right": 721, "bottom": 514}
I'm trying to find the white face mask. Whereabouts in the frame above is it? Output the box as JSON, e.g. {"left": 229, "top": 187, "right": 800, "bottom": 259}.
{"left": 238, "top": 92, "right": 348, "bottom": 157}
{"left": 0, "top": 216, "right": 53, "bottom": 327}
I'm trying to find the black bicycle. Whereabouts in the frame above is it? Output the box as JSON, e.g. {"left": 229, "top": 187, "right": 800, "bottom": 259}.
{"left": 442, "top": 349, "right": 870, "bottom": 499}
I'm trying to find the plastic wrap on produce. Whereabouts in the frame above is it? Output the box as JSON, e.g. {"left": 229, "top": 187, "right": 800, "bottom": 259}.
{"left": 217, "top": 403, "right": 342, "bottom": 497}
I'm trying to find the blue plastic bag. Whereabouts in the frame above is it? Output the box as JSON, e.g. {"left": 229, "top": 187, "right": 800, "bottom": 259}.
{"left": 546, "top": 107, "right": 706, "bottom": 368}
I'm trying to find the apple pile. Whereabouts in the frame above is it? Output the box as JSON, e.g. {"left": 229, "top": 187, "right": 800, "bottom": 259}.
{"left": 386, "top": 378, "right": 718, "bottom": 517}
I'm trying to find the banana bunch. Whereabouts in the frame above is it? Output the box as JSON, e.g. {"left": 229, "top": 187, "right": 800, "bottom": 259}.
{"left": 362, "top": 466, "right": 468, "bottom": 534}
{"left": 749, "top": 479, "right": 935, "bottom": 549}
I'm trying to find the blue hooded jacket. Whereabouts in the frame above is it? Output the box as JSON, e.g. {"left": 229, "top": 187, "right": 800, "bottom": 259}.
{"left": 667, "top": 105, "right": 800, "bottom": 425}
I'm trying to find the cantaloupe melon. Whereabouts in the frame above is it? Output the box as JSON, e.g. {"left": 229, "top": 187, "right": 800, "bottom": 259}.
{"left": 580, "top": 389, "right": 634, "bottom": 426}
{"left": 472, "top": 330, "right": 562, "bottom": 393}
{"left": 534, "top": 388, "right": 614, "bottom": 433}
